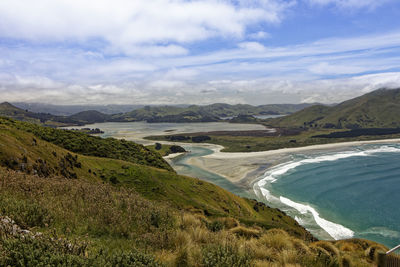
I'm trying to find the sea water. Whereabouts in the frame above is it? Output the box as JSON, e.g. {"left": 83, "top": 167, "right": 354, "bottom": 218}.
{"left": 171, "top": 145, "right": 252, "bottom": 198}
{"left": 254, "top": 144, "right": 400, "bottom": 248}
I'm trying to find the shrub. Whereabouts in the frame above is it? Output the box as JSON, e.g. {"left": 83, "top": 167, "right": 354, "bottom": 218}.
{"left": 0, "top": 234, "right": 162, "bottom": 267}
{"left": 207, "top": 221, "right": 224, "bottom": 232}
{"left": 202, "top": 244, "right": 253, "bottom": 267}
{"left": 0, "top": 196, "right": 52, "bottom": 228}
{"left": 192, "top": 136, "right": 211, "bottom": 143}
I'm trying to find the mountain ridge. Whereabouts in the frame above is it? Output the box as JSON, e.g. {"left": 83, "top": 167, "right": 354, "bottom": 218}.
{"left": 268, "top": 88, "right": 400, "bottom": 129}
{"left": 1, "top": 102, "right": 318, "bottom": 125}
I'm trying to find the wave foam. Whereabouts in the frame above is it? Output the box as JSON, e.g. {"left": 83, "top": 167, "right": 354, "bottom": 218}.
{"left": 260, "top": 145, "right": 400, "bottom": 185}
{"left": 361, "top": 227, "right": 400, "bottom": 239}
{"left": 280, "top": 197, "right": 354, "bottom": 240}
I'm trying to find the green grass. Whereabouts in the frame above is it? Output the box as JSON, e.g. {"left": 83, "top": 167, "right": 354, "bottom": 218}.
{"left": 146, "top": 143, "right": 186, "bottom": 156}
{"left": 0, "top": 116, "right": 173, "bottom": 171}
{"left": 147, "top": 128, "right": 400, "bottom": 152}
{"left": 268, "top": 88, "right": 400, "bottom": 129}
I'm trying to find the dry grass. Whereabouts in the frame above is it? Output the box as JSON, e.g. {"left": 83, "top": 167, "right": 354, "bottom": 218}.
{"left": 230, "top": 226, "right": 261, "bottom": 238}
{"left": 0, "top": 167, "right": 385, "bottom": 266}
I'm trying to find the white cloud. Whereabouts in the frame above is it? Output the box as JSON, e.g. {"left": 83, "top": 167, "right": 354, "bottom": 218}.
{"left": 307, "top": 0, "right": 392, "bottom": 10}
{"left": 238, "top": 42, "right": 267, "bottom": 52}
{"left": 1, "top": 72, "right": 400, "bottom": 105}
{"left": 308, "top": 62, "right": 368, "bottom": 75}
{"left": 248, "top": 31, "right": 271, "bottom": 39}
{"left": 0, "top": 0, "right": 289, "bottom": 55}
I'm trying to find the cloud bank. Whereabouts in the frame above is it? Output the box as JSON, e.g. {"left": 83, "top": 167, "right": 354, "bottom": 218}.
{"left": 0, "top": 0, "right": 399, "bottom": 105}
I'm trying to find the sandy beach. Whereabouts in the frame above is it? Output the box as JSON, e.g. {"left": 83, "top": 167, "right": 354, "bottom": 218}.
{"left": 187, "top": 138, "right": 400, "bottom": 187}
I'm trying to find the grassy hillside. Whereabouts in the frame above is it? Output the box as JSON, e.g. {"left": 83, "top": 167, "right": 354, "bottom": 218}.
{"left": 269, "top": 88, "right": 400, "bottom": 129}
{"left": 0, "top": 117, "right": 311, "bottom": 238}
{"left": 68, "top": 110, "right": 111, "bottom": 124}
{"left": 0, "top": 168, "right": 387, "bottom": 266}
{"left": 0, "top": 117, "right": 172, "bottom": 171}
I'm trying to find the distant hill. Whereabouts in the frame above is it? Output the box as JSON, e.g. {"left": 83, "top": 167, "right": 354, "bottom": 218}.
{"left": 0, "top": 102, "right": 111, "bottom": 126}
{"left": 0, "top": 102, "right": 62, "bottom": 125}
{"left": 12, "top": 102, "right": 144, "bottom": 115}
{"left": 0, "top": 102, "right": 39, "bottom": 122}
{"left": 68, "top": 110, "right": 111, "bottom": 124}
{"left": 112, "top": 103, "right": 316, "bottom": 123}
{"left": 2, "top": 102, "right": 316, "bottom": 125}
{"left": 268, "top": 88, "right": 400, "bottom": 129}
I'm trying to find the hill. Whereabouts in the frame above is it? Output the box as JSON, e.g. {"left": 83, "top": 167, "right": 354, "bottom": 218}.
{"left": 0, "top": 102, "right": 112, "bottom": 127}
{"left": 0, "top": 102, "right": 42, "bottom": 124}
{"left": 68, "top": 110, "right": 111, "bottom": 124}
{"left": 111, "top": 105, "right": 221, "bottom": 122}
{"left": 112, "top": 103, "right": 315, "bottom": 123}
{"left": 2, "top": 102, "right": 316, "bottom": 125}
{"left": 0, "top": 117, "right": 387, "bottom": 266}
{"left": 268, "top": 88, "right": 400, "bottom": 129}
{"left": 12, "top": 102, "right": 144, "bottom": 115}
{"left": 0, "top": 117, "right": 172, "bottom": 172}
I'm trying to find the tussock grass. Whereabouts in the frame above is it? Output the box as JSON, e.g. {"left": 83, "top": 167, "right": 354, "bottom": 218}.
{"left": 230, "top": 226, "right": 261, "bottom": 238}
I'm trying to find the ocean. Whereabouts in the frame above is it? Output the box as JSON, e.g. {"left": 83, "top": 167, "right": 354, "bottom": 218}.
{"left": 254, "top": 144, "right": 400, "bottom": 248}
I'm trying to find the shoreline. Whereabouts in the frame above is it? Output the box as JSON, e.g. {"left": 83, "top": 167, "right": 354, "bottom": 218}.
{"left": 206, "top": 138, "right": 400, "bottom": 159}
{"left": 163, "top": 152, "right": 186, "bottom": 160}
{"left": 187, "top": 138, "right": 400, "bottom": 186}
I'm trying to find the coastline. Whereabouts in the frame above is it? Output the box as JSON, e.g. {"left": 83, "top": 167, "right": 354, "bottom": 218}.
{"left": 163, "top": 152, "right": 186, "bottom": 160}
{"left": 187, "top": 138, "right": 400, "bottom": 186}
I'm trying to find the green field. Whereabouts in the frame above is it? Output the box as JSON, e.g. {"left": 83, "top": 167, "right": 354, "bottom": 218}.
{"left": 147, "top": 128, "right": 400, "bottom": 152}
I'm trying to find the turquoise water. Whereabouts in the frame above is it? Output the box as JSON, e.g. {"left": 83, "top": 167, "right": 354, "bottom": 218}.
{"left": 254, "top": 144, "right": 400, "bottom": 247}
{"left": 171, "top": 146, "right": 251, "bottom": 198}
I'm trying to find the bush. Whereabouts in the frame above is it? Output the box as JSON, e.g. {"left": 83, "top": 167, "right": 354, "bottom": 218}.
{"left": 169, "top": 145, "right": 186, "bottom": 154}
{"left": 0, "top": 234, "right": 162, "bottom": 267}
{"left": 202, "top": 244, "right": 253, "bottom": 267}
{"left": 207, "top": 221, "right": 224, "bottom": 232}
{"left": 155, "top": 143, "right": 162, "bottom": 150}
{"left": 0, "top": 196, "right": 52, "bottom": 228}
{"left": 192, "top": 136, "right": 211, "bottom": 143}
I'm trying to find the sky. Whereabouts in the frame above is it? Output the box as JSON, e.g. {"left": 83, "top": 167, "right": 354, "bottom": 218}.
{"left": 0, "top": 0, "right": 400, "bottom": 105}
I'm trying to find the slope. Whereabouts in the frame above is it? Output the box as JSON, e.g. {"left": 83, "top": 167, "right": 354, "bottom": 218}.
{"left": 0, "top": 116, "right": 172, "bottom": 171}
{"left": 0, "top": 167, "right": 386, "bottom": 266}
{"left": 0, "top": 102, "right": 111, "bottom": 126}
{"left": 0, "top": 116, "right": 311, "bottom": 239}
{"left": 68, "top": 110, "right": 111, "bottom": 124}
{"left": 0, "top": 117, "right": 389, "bottom": 266}
{"left": 269, "top": 88, "right": 400, "bottom": 129}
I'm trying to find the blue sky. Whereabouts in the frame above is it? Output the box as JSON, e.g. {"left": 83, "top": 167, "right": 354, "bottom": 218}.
{"left": 0, "top": 0, "right": 399, "bottom": 105}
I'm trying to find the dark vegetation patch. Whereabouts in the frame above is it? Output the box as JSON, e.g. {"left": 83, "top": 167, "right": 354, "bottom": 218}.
{"left": 312, "top": 128, "right": 400, "bottom": 138}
